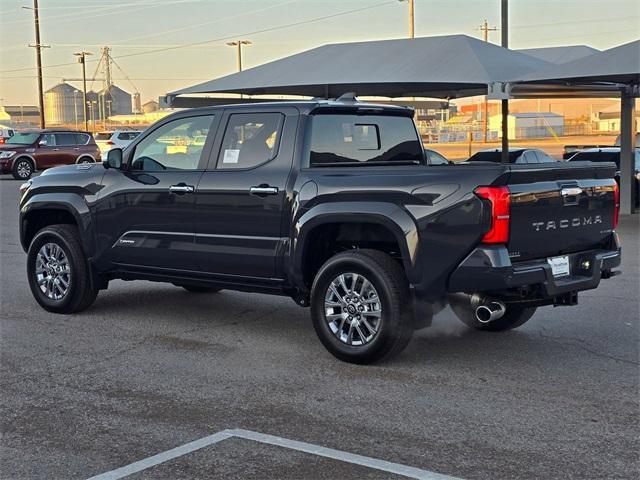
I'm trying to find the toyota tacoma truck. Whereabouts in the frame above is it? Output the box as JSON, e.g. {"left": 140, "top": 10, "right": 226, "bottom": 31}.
{"left": 19, "top": 100, "right": 621, "bottom": 363}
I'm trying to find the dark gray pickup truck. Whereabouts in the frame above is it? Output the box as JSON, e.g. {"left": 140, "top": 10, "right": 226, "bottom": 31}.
{"left": 18, "top": 100, "right": 621, "bottom": 363}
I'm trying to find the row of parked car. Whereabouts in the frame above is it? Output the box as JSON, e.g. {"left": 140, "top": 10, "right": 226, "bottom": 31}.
{"left": 0, "top": 128, "right": 141, "bottom": 180}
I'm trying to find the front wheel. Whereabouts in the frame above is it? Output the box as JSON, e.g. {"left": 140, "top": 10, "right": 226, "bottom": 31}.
{"left": 12, "top": 157, "right": 34, "bottom": 180}
{"left": 310, "top": 249, "right": 413, "bottom": 364}
{"left": 27, "top": 225, "right": 98, "bottom": 314}
{"left": 449, "top": 295, "right": 536, "bottom": 332}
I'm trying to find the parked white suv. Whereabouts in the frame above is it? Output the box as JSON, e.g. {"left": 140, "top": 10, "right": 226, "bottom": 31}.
{"left": 0, "top": 127, "right": 16, "bottom": 144}
{"left": 94, "top": 130, "right": 142, "bottom": 155}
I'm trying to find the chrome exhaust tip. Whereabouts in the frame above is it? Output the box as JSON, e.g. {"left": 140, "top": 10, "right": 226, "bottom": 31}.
{"left": 475, "top": 302, "right": 506, "bottom": 323}
{"left": 470, "top": 294, "right": 506, "bottom": 323}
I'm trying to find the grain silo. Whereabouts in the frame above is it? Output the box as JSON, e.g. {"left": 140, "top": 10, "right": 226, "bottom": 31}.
{"left": 99, "top": 84, "right": 132, "bottom": 117}
{"left": 44, "top": 83, "right": 83, "bottom": 125}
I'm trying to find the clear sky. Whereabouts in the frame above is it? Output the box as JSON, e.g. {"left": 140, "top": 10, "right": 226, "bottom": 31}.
{"left": 1, "top": 0, "right": 639, "bottom": 105}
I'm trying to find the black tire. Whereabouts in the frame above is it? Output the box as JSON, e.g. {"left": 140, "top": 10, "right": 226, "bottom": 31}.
{"left": 310, "top": 249, "right": 413, "bottom": 364}
{"left": 175, "top": 284, "right": 222, "bottom": 293}
{"left": 77, "top": 156, "right": 94, "bottom": 164}
{"left": 449, "top": 295, "right": 536, "bottom": 332}
{"left": 27, "top": 224, "right": 98, "bottom": 314}
{"left": 12, "top": 157, "right": 34, "bottom": 180}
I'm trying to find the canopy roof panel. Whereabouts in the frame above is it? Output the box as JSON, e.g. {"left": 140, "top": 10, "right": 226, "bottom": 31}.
{"left": 517, "top": 45, "right": 600, "bottom": 65}
{"left": 170, "top": 34, "right": 551, "bottom": 99}
{"left": 519, "top": 39, "right": 640, "bottom": 84}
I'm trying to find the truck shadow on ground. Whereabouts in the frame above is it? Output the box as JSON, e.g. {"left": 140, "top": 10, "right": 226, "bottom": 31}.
{"left": 86, "top": 282, "right": 606, "bottom": 372}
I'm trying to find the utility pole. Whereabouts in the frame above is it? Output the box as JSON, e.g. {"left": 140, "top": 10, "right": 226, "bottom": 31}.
{"left": 26, "top": 0, "right": 48, "bottom": 128}
{"left": 479, "top": 20, "right": 497, "bottom": 143}
{"left": 74, "top": 51, "right": 92, "bottom": 131}
{"left": 500, "top": 0, "right": 509, "bottom": 164}
{"left": 398, "top": 0, "right": 415, "bottom": 38}
{"left": 226, "top": 40, "right": 252, "bottom": 72}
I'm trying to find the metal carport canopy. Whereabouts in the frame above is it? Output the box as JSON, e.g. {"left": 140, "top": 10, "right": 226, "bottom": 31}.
{"left": 168, "top": 34, "right": 551, "bottom": 100}
{"left": 509, "top": 39, "right": 640, "bottom": 214}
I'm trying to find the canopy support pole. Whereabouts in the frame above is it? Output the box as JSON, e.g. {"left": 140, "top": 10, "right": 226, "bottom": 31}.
{"left": 619, "top": 89, "right": 637, "bottom": 215}
{"left": 500, "top": 0, "right": 509, "bottom": 164}
{"left": 501, "top": 100, "right": 509, "bottom": 163}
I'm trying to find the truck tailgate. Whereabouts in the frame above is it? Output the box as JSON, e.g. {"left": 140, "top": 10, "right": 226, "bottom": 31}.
{"left": 501, "top": 162, "right": 617, "bottom": 262}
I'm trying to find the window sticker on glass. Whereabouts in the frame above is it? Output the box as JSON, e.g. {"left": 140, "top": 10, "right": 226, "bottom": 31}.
{"left": 223, "top": 149, "right": 240, "bottom": 164}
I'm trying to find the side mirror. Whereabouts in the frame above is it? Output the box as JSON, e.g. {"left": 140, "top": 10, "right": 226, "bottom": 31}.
{"left": 104, "top": 148, "right": 123, "bottom": 169}
{"left": 38, "top": 140, "right": 47, "bottom": 147}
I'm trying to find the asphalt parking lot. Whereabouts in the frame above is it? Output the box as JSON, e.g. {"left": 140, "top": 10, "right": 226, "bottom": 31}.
{"left": 1, "top": 175, "right": 638, "bottom": 480}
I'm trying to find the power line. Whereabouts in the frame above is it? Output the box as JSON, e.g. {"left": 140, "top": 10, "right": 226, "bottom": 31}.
{"left": 0, "top": 0, "right": 200, "bottom": 27}
{"left": 0, "top": 0, "right": 396, "bottom": 75}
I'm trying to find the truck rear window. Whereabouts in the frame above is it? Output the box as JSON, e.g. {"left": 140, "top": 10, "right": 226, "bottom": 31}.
{"left": 309, "top": 114, "right": 423, "bottom": 166}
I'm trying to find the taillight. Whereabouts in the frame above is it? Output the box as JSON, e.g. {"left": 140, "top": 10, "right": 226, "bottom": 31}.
{"left": 475, "top": 186, "right": 511, "bottom": 244}
{"left": 0, "top": 138, "right": 4, "bottom": 144}
{"left": 613, "top": 183, "right": 620, "bottom": 229}
{"left": 106, "top": 141, "right": 115, "bottom": 145}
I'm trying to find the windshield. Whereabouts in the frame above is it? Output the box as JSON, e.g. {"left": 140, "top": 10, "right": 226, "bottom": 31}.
{"left": 6, "top": 132, "right": 39, "bottom": 145}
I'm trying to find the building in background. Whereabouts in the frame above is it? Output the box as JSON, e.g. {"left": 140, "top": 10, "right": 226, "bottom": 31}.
{"left": 489, "top": 112, "right": 564, "bottom": 139}
{"left": 596, "top": 104, "right": 640, "bottom": 132}
{"left": 142, "top": 100, "right": 159, "bottom": 113}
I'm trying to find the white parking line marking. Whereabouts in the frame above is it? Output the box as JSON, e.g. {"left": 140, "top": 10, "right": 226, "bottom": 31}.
{"left": 86, "top": 431, "right": 234, "bottom": 480}
{"left": 87, "top": 428, "right": 461, "bottom": 480}
{"left": 229, "top": 429, "right": 459, "bottom": 480}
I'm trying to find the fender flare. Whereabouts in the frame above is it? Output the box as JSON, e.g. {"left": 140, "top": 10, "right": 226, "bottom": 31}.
{"left": 12, "top": 153, "right": 37, "bottom": 171}
{"left": 75, "top": 154, "right": 97, "bottom": 163}
{"left": 20, "top": 193, "right": 94, "bottom": 255}
{"left": 290, "top": 201, "right": 421, "bottom": 288}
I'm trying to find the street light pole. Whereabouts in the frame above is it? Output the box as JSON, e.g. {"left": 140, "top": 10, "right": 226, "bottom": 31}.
{"left": 74, "top": 51, "right": 92, "bottom": 131}
{"left": 226, "top": 40, "right": 252, "bottom": 72}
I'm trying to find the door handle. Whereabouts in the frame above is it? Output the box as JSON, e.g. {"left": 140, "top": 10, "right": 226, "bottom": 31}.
{"left": 250, "top": 185, "right": 278, "bottom": 196}
{"left": 53, "top": 148, "right": 60, "bottom": 151}
{"left": 169, "top": 184, "right": 195, "bottom": 194}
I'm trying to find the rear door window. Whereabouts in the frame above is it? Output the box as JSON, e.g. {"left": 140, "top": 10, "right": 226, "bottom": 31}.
{"left": 309, "top": 114, "right": 423, "bottom": 166}
{"left": 217, "top": 113, "right": 284, "bottom": 169}
{"left": 55, "top": 133, "right": 78, "bottom": 146}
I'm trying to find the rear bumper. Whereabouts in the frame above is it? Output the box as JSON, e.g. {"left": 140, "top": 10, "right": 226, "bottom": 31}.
{"left": 448, "top": 233, "right": 621, "bottom": 297}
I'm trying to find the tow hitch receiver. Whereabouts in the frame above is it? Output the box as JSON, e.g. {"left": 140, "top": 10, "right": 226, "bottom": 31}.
{"left": 553, "top": 291, "right": 578, "bottom": 307}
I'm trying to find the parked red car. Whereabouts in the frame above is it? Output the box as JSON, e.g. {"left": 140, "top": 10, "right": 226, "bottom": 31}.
{"left": 0, "top": 129, "right": 101, "bottom": 180}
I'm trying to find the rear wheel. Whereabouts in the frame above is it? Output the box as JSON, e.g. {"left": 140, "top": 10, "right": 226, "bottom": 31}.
{"left": 27, "top": 224, "right": 98, "bottom": 313}
{"left": 310, "top": 249, "right": 413, "bottom": 364}
{"left": 449, "top": 295, "right": 536, "bottom": 332}
{"left": 77, "top": 156, "right": 94, "bottom": 164}
{"left": 175, "top": 284, "right": 222, "bottom": 293}
{"left": 12, "top": 157, "right": 34, "bottom": 180}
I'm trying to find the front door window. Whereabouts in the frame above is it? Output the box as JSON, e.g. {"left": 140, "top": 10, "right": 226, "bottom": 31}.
{"left": 131, "top": 115, "right": 214, "bottom": 171}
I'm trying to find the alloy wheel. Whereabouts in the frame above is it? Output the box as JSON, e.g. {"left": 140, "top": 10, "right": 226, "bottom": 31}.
{"left": 324, "top": 272, "right": 382, "bottom": 346}
{"left": 35, "top": 242, "right": 71, "bottom": 300}
{"left": 16, "top": 160, "right": 32, "bottom": 178}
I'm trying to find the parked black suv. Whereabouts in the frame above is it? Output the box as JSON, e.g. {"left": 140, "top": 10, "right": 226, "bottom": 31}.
{"left": 19, "top": 101, "right": 621, "bottom": 363}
